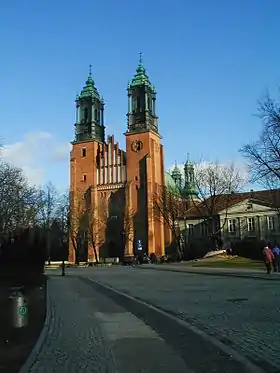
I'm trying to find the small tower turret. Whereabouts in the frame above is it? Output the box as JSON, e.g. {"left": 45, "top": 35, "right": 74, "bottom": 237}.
{"left": 184, "top": 155, "right": 198, "bottom": 200}
{"left": 171, "top": 162, "right": 182, "bottom": 190}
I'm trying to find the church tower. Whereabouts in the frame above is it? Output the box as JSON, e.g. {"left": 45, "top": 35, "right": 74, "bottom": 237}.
{"left": 69, "top": 66, "right": 105, "bottom": 263}
{"left": 74, "top": 65, "right": 105, "bottom": 143}
{"left": 171, "top": 162, "right": 183, "bottom": 190}
{"left": 125, "top": 55, "right": 165, "bottom": 256}
{"left": 184, "top": 158, "right": 199, "bottom": 208}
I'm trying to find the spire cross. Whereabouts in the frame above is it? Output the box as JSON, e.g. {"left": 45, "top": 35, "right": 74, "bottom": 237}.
{"left": 139, "top": 52, "right": 143, "bottom": 64}
{"left": 184, "top": 152, "right": 190, "bottom": 162}
{"left": 89, "top": 64, "right": 92, "bottom": 77}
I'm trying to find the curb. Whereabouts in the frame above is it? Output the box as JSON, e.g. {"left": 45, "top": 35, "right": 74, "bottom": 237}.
{"left": 19, "top": 278, "right": 53, "bottom": 373}
{"left": 86, "top": 278, "right": 266, "bottom": 373}
{"left": 137, "top": 265, "right": 280, "bottom": 281}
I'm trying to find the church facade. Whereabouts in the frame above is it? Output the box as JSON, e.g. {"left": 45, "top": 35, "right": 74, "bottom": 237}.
{"left": 69, "top": 60, "right": 166, "bottom": 262}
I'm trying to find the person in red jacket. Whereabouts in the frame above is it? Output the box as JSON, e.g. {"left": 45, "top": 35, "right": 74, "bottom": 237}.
{"left": 263, "top": 243, "right": 274, "bottom": 274}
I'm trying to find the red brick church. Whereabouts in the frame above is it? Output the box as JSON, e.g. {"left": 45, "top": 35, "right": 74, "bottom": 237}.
{"left": 68, "top": 58, "right": 167, "bottom": 263}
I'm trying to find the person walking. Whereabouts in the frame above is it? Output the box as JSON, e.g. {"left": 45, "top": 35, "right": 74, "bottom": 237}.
{"left": 272, "top": 244, "right": 280, "bottom": 272}
{"left": 263, "top": 244, "right": 274, "bottom": 274}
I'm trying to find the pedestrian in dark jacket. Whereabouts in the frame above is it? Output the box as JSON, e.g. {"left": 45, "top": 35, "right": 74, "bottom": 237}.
{"left": 272, "top": 244, "right": 280, "bottom": 272}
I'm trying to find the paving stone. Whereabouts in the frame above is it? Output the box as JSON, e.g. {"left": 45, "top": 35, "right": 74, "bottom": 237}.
{"left": 85, "top": 266, "right": 280, "bottom": 373}
{"left": 22, "top": 276, "right": 115, "bottom": 373}
{"left": 22, "top": 274, "right": 190, "bottom": 373}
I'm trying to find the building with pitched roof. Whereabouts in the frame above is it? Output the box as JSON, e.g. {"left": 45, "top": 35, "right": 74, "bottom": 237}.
{"left": 179, "top": 188, "right": 280, "bottom": 247}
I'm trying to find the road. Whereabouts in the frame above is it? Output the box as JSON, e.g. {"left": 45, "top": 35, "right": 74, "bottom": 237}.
{"left": 22, "top": 266, "right": 278, "bottom": 373}
{"left": 72, "top": 265, "right": 278, "bottom": 373}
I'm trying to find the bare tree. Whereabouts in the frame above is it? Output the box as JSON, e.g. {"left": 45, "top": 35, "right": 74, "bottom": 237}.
{"left": 122, "top": 205, "right": 135, "bottom": 254}
{"left": 86, "top": 196, "right": 107, "bottom": 263}
{"left": 67, "top": 191, "right": 85, "bottom": 264}
{"left": 240, "top": 93, "right": 280, "bottom": 187}
{"left": 37, "top": 182, "right": 59, "bottom": 264}
{"left": 191, "top": 161, "right": 245, "bottom": 246}
{"left": 153, "top": 185, "right": 185, "bottom": 258}
{"left": 0, "top": 161, "right": 40, "bottom": 242}
{"left": 55, "top": 191, "right": 70, "bottom": 259}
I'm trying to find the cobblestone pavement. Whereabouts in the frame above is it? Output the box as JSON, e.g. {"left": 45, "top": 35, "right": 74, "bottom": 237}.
{"left": 81, "top": 266, "right": 280, "bottom": 373}
{"left": 139, "top": 263, "right": 280, "bottom": 280}
{"left": 21, "top": 274, "right": 190, "bottom": 373}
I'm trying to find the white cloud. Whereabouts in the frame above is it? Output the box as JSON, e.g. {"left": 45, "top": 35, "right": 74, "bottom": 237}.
{"left": 1, "top": 132, "right": 70, "bottom": 186}
{"left": 51, "top": 143, "right": 72, "bottom": 162}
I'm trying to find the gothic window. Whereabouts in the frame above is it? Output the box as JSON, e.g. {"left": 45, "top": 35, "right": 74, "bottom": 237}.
{"left": 94, "top": 108, "right": 98, "bottom": 122}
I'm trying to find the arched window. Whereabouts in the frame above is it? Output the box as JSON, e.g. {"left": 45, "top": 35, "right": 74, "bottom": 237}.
{"left": 137, "top": 97, "right": 141, "bottom": 112}
{"left": 84, "top": 108, "right": 88, "bottom": 122}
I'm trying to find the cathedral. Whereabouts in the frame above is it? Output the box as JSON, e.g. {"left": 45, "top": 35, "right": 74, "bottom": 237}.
{"left": 68, "top": 58, "right": 168, "bottom": 263}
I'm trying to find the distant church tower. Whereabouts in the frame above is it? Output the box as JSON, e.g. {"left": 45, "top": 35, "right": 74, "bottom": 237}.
{"left": 125, "top": 54, "right": 165, "bottom": 256}
{"left": 184, "top": 158, "right": 199, "bottom": 208}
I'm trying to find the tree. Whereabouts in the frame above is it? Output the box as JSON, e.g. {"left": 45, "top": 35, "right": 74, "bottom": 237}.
{"left": 123, "top": 205, "right": 135, "bottom": 254}
{"left": 153, "top": 185, "right": 185, "bottom": 258}
{"left": 86, "top": 196, "right": 107, "bottom": 263}
{"left": 0, "top": 161, "right": 40, "bottom": 241}
{"left": 190, "top": 161, "right": 245, "bottom": 246}
{"left": 37, "top": 182, "right": 59, "bottom": 264}
{"left": 55, "top": 191, "right": 70, "bottom": 259}
{"left": 67, "top": 191, "right": 84, "bottom": 264}
{"left": 240, "top": 93, "right": 280, "bottom": 187}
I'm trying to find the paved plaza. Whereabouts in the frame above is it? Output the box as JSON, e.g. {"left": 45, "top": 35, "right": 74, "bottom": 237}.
{"left": 20, "top": 266, "right": 279, "bottom": 373}
{"left": 84, "top": 266, "right": 280, "bottom": 373}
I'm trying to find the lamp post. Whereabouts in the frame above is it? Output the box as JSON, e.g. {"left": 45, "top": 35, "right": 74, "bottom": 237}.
{"left": 174, "top": 220, "right": 181, "bottom": 260}
{"left": 184, "top": 216, "right": 187, "bottom": 252}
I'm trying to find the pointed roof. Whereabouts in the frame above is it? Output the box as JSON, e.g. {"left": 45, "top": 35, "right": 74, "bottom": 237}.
{"left": 128, "top": 53, "right": 156, "bottom": 92}
{"left": 171, "top": 162, "right": 182, "bottom": 180}
{"left": 78, "top": 64, "right": 100, "bottom": 100}
{"left": 184, "top": 153, "right": 194, "bottom": 170}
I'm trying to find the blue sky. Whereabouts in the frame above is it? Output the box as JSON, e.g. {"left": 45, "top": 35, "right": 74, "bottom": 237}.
{"left": 1, "top": 0, "right": 280, "bottom": 188}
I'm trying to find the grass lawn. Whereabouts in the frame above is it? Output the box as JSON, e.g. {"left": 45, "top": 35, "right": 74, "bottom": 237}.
{"left": 188, "top": 256, "right": 264, "bottom": 270}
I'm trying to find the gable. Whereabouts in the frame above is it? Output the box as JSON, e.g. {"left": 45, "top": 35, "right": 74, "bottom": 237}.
{"left": 219, "top": 198, "right": 278, "bottom": 216}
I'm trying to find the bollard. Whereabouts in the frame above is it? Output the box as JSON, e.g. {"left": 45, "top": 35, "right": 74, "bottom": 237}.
{"left": 9, "top": 287, "right": 28, "bottom": 328}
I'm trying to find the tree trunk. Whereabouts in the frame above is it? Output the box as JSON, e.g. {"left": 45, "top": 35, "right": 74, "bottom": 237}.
{"left": 92, "top": 241, "right": 99, "bottom": 264}
{"left": 47, "top": 229, "right": 51, "bottom": 265}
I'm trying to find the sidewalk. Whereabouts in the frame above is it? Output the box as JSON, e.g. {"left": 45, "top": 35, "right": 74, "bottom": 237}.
{"left": 19, "top": 275, "right": 115, "bottom": 373}
{"left": 139, "top": 263, "right": 280, "bottom": 280}
{"left": 19, "top": 274, "right": 189, "bottom": 373}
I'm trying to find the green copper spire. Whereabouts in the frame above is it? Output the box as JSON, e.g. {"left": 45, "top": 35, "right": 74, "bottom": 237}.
{"left": 183, "top": 156, "right": 198, "bottom": 199}
{"left": 78, "top": 64, "right": 100, "bottom": 99}
{"left": 129, "top": 53, "right": 155, "bottom": 91}
{"left": 171, "top": 161, "right": 182, "bottom": 187}
{"left": 74, "top": 65, "right": 105, "bottom": 143}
